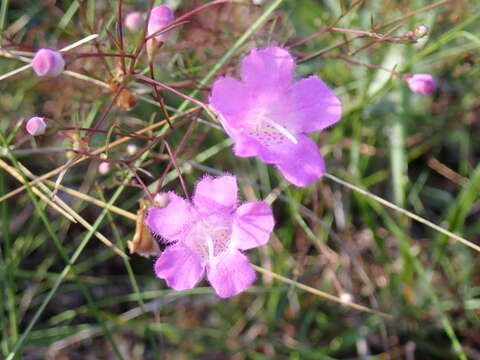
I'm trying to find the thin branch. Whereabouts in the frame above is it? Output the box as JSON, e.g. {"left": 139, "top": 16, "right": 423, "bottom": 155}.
{"left": 324, "top": 173, "right": 480, "bottom": 253}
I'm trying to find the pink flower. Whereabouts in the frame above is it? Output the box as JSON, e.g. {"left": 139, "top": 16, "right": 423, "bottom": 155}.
{"left": 32, "top": 49, "right": 65, "bottom": 77}
{"left": 146, "top": 175, "right": 274, "bottom": 298}
{"left": 26, "top": 117, "right": 47, "bottom": 136}
{"left": 406, "top": 74, "right": 436, "bottom": 95}
{"left": 209, "top": 47, "right": 342, "bottom": 187}
{"left": 125, "top": 11, "right": 145, "bottom": 32}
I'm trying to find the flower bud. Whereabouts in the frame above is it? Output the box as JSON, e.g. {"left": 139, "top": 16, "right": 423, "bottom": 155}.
{"left": 99, "top": 161, "right": 111, "bottom": 175}
{"left": 26, "top": 117, "right": 47, "bottom": 136}
{"left": 414, "top": 24, "right": 429, "bottom": 39}
{"left": 340, "top": 293, "right": 353, "bottom": 303}
{"left": 406, "top": 74, "right": 436, "bottom": 95}
{"left": 146, "top": 5, "right": 174, "bottom": 59}
{"left": 153, "top": 192, "right": 169, "bottom": 207}
{"left": 127, "top": 144, "right": 138, "bottom": 155}
{"left": 125, "top": 11, "right": 145, "bottom": 32}
{"left": 32, "top": 49, "right": 65, "bottom": 77}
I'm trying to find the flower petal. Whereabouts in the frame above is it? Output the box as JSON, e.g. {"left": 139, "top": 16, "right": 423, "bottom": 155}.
{"left": 275, "top": 135, "right": 326, "bottom": 187}
{"left": 232, "top": 135, "right": 264, "bottom": 158}
{"left": 209, "top": 77, "right": 254, "bottom": 142}
{"left": 241, "top": 46, "right": 294, "bottom": 90}
{"left": 154, "top": 245, "right": 204, "bottom": 291}
{"left": 290, "top": 76, "right": 342, "bottom": 133}
{"left": 146, "top": 192, "right": 194, "bottom": 242}
{"left": 193, "top": 175, "right": 238, "bottom": 211}
{"left": 207, "top": 251, "right": 256, "bottom": 298}
{"left": 232, "top": 202, "right": 274, "bottom": 250}
{"left": 209, "top": 77, "right": 249, "bottom": 124}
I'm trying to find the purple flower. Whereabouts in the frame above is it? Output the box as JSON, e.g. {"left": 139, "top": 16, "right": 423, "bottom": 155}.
{"left": 146, "top": 175, "right": 274, "bottom": 298}
{"left": 406, "top": 73, "right": 436, "bottom": 95}
{"left": 32, "top": 49, "right": 65, "bottom": 77}
{"left": 125, "top": 11, "right": 145, "bottom": 32}
{"left": 26, "top": 116, "right": 47, "bottom": 136}
{"left": 209, "top": 46, "right": 342, "bottom": 187}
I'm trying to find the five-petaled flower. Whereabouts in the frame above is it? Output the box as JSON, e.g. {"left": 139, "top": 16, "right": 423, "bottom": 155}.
{"left": 32, "top": 49, "right": 65, "bottom": 77}
{"left": 146, "top": 175, "right": 274, "bottom": 298}
{"left": 209, "top": 46, "right": 342, "bottom": 187}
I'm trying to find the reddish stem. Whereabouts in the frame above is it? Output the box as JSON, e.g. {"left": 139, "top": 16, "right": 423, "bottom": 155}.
{"left": 155, "top": 117, "right": 196, "bottom": 194}
{"left": 117, "top": 0, "right": 126, "bottom": 74}
{"left": 148, "top": 62, "right": 173, "bottom": 128}
{"left": 135, "top": 74, "right": 209, "bottom": 111}
{"left": 163, "top": 139, "right": 190, "bottom": 200}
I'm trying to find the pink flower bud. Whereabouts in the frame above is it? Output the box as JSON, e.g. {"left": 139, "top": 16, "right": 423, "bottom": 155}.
{"left": 414, "top": 24, "right": 429, "bottom": 38}
{"left": 406, "top": 74, "right": 436, "bottom": 95}
{"left": 153, "top": 193, "right": 169, "bottom": 207}
{"left": 32, "top": 49, "right": 65, "bottom": 77}
{"left": 125, "top": 11, "right": 145, "bottom": 32}
{"left": 99, "top": 161, "right": 110, "bottom": 175}
{"left": 146, "top": 5, "right": 174, "bottom": 58}
{"left": 147, "top": 5, "right": 174, "bottom": 39}
{"left": 340, "top": 293, "right": 353, "bottom": 303}
{"left": 127, "top": 144, "right": 138, "bottom": 155}
{"left": 26, "top": 117, "right": 47, "bottom": 136}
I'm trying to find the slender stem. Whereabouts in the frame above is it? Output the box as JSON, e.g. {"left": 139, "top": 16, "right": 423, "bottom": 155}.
{"left": 253, "top": 265, "right": 391, "bottom": 318}
{"left": 59, "top": 33, "right": 99, "bottom": 52}
{"left": 324, "top": 173, "right": 480, "bottom": 252}
{"left": 390, "top": 114, "right": 406, "bottom": 207}
{"left": 148, "top": 63, "right": 173, "bottom": 127}
{"left": 163, "top": 140, "right": 190, "bottom": 200}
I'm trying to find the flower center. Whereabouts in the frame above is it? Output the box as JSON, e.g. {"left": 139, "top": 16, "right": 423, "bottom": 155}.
{"left": 185, "top": 215, "right": 232, "bottom": 263}
{"left": 246, "top": 109, "right": 297, "bottom": 147}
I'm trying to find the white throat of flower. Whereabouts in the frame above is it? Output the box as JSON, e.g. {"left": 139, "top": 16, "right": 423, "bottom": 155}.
{"left": 187, "top": 214, "right": 231, "bottom": 266}
{"left": 254, "top": 110, "right": 298, "bottom": 145}
{"left": 263, "top": 118, "right": 298, "bottom": 144}
{"left": 206, "top": 234, "right": 215, "bottom": 261}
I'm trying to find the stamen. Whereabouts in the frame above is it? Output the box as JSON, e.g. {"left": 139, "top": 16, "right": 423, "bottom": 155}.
{"left": 263, "top": 118, "right": 298, "bottom": 144}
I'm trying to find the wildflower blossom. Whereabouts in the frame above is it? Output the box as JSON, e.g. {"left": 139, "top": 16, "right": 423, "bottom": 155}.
{"left": 147, "top": 175, "right": 274, "bottom": 298}
{"left": 125, "top": 11, "right": 144, "bottom": 32}
{"left": 209, "top": 46, "right": 342, "bottom": 187}
{"left": 406, "top": 73, "right": 436, "bottom": 95}
{"left": 26, "top": 117, "right": 47, "bottom": 136}
{"left": 32, "top": 49, "right": 65, "bottom": 77}
{"left": 146, "top": 5, "right": 174, "bottom": 58}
